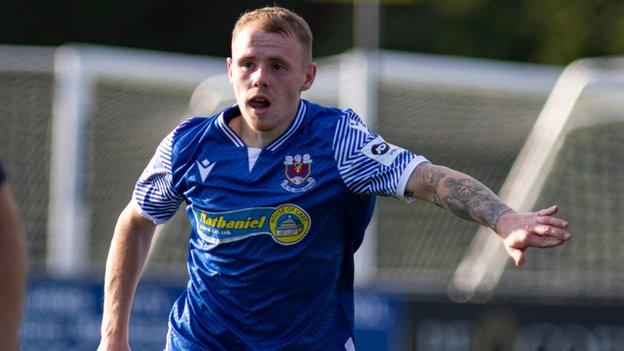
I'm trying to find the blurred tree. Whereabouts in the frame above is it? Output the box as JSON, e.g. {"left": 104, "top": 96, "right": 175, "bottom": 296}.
{"left": 382, "top": 0, "right": 624, "bottom": 64}
{"left": 0, "top": 0, "right": 623, "bottom": 64}
{"left": 0, "top": 0, "right": 352, "bottom": 57}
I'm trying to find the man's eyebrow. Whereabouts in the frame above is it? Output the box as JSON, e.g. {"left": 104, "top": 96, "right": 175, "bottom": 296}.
{"left": 268, "top": 56, "right": 289, "bottom": 64}
{"left": 237, "top": 55, "right": 255, "bottom": 62}
{"left": 237, "top": 55, "right": 291, "bottom": 65}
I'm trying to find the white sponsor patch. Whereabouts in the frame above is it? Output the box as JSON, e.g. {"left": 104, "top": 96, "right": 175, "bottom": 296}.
{"left": 362, "top": 136, "right": 404, "bottom": 166}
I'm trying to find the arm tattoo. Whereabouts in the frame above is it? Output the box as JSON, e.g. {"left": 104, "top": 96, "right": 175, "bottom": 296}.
{"left": 408, "top": 163, "right": 445, "bottom": 206}
{"left": 428, "top": 168, "right": 444, "bottom": 207}
{"left": 427, "top": 168, "right": 512, "bottom": 231}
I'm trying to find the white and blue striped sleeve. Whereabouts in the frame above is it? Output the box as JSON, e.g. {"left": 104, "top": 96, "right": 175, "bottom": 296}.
{"left": 132, "top": 130, "right": 184, "bottom": 225}
{"left": 332, "top": 109, "right": 429, "bottom": 200}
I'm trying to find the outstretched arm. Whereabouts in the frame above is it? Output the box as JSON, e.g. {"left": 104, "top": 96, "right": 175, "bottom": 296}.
{"left": 405, "top": 163, "right": 571, "bottom": 266}
{"left": 98, "top": 202, "right": 156, "bottom": 351}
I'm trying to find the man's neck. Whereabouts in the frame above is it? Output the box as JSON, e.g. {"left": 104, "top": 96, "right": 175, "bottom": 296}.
{"left": 229, "top": 115, "right": 293, "bottom": 149}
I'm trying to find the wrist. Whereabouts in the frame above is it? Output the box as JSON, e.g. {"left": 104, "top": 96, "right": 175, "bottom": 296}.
{"left": 100, "top": 322, "right": 129, "bottom": 343}
{"left": 494, "top": 208, "right": 516, "bottom": 237}
{"left": 98, "top": 337, "right": 130, "bottom": 351}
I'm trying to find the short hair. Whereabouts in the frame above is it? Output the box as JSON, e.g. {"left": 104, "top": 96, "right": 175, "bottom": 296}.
{"left": 232, "top": 6, "right": 313, "bottom": 63}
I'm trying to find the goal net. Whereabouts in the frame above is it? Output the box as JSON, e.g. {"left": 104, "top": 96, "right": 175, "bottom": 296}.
{"left": 373, "top": 52, "right": 560, "bottom": 294}
{"left": 0, "top": 45, "right": 56, "bottom": 270}
{"left": 452, "top": 57, "right": 624, "bottom": 302}
{"left": 48, "top": 44, "right": 224, "bottom": 276}
{"left": 3, "top": 43, "right": 570, "bottom": 296}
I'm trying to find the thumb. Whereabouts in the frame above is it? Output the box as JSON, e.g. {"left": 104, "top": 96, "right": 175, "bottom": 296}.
{"left": 506, "top": 246, "right": 525, "bottom": 267}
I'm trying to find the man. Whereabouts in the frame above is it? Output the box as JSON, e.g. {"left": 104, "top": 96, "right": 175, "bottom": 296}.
{"left": 99, "top": 6, "right": 571, "bottom": 350}
{"left": 0, "top": 159, "right": 27, "bottom": 351}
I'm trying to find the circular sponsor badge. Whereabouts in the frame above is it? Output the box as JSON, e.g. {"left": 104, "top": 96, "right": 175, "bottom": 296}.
{"left": 269, "top": 204, "right": 311, "bottom": 245}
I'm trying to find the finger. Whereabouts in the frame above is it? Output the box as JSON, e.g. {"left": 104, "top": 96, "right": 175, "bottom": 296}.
{"left": 503, "top": 234, "right": 527, "bottom": 266}
{"left": 537, "top": 216, "right": 569, "bottom": 228}
{"left": 537, "top": 236, "right": 565, "bottom": 248}
{"left": 533, "top": 225, "right": 571, "bottom": 241}
{"left": 506, "top": 247, "right": 525, "bottom": 267}
{"left": 506, "top": 229, "right": 563, "bottom": 248}
{"left": 516, "top": 232, "right": 563, "bottom": 248}
{"left": 537, "top": 205, "right": 558, "bottom": 216}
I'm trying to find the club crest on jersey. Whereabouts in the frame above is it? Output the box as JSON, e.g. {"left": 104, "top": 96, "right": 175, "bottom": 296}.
{"left": 281, "top": 153, "right": 316, "bottom": 193}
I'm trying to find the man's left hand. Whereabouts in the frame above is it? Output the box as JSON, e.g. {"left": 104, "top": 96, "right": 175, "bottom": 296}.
{"left": 497, "top": 205, "right": 572, "bottom": 267}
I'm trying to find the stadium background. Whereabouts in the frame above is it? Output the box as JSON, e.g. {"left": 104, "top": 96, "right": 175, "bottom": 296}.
{"left": 2, "top": 0, "right": 624, "bottom": 350}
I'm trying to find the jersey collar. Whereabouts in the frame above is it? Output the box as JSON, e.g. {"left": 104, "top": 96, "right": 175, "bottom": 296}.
{"left": 216, "top": 100, "right": 307, "bottom": 151}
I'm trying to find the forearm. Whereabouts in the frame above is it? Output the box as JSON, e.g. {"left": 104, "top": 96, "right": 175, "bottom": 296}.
{"left": 407, "top": 164, "right": 513, "bottom": 232}
{"left": 0, "top": 186, "right": 26, "bottom": 351}
{"left": 101, "top": 203, "right": 155, "bottom": 343}
{"left": 406, "top": 163, "right": 571, "bottom": 267}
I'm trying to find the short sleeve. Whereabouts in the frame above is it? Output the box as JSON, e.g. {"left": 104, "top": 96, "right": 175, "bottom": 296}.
{"left": 332, "top": 109, "right": 428, "bottom": 199}
{"left": 132, "top": 130, "right": 184, "bottom": 225}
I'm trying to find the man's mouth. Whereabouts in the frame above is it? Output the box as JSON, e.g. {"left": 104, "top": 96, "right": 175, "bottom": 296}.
{"left": 248, "top": 96, "right": 271, "bottom": 110}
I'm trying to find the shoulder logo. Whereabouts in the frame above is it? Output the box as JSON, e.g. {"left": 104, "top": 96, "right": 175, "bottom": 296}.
{"left": 197, "top": 159, "right": 215, "bottom": 182}
{"left": 281, "top": 154, "right": 316, "bottom": 193}
{"left": 371, "top": 142, "right": 390, "bottom": 155}
{"left": 348, "top": 119, "right": 370, "bottom": 134}
{"left": 362, "top": 136, "right": 405, "bottom": 166}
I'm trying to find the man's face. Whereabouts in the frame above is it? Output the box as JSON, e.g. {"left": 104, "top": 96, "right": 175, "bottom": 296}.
{"left": 227, "top": 24, "right": 316, "bottom": 134}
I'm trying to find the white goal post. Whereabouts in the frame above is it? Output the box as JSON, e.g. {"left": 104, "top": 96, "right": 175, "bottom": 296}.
{"left": 450, "top": 57, "right": 624, "bottom": 301}
{"left": 48, "top": 44, "right": 224, "bottom": 276}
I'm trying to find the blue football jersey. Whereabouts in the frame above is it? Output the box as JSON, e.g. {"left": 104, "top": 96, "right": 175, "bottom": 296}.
{"left": 133, "top": 100, "right": 428, "bottom": 350}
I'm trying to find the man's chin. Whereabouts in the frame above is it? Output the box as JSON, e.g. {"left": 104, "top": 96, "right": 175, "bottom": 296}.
{"left": 240, "top": 113, "right": 273, "bottom": 132}
{"left": 251, "top": 121, "right": 277, "bottom": 132}
{"left": 240, "top": 108, "right": 286, "bottom": 133}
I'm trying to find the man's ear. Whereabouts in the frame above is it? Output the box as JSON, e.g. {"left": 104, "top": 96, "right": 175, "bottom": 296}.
{"left": 300, "top": 62, "right": 317, "bottom": 92}
{"left": 226, "top": 57, "right": 233, "bottom": 83}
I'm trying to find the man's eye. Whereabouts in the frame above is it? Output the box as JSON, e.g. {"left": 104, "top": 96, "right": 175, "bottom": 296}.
{"left": 272, "top": 64, "right": 285, "bottom": 70}
{"left": 242, "top": 62, "right": 254, "bottom": 69}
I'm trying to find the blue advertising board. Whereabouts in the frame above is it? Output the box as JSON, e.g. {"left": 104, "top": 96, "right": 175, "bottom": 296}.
{"left": 21, "top": 279, "right": 184, "bottom": 350}
{"left": 20, "top": 278, "right": 402, "bottom": 350}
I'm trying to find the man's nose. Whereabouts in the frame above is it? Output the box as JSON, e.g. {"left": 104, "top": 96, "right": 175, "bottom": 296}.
{"left": 251, "top": 66, "right": 269, "bottom": 88}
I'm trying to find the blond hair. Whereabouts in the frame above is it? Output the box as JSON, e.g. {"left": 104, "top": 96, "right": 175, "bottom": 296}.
{"left": 232, "top": 6, "right": 313, "bottom": 63}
